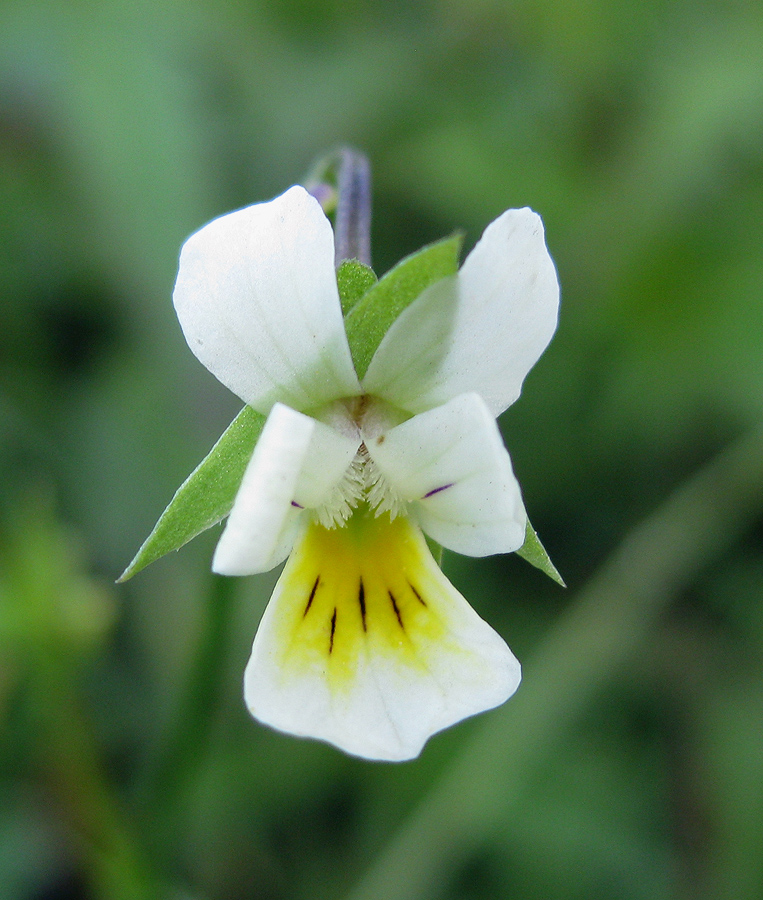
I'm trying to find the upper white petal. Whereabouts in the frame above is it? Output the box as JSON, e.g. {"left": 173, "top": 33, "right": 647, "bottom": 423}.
{"left": 365, "top": 392, "right": 526, "bottom": 556}
{"left": 213, "top": 403, "right": 358, "bottom": 576}
{"left": 362, "top": 208, "right": 559, "bottom": 416}
{"left": 173, "top": 185, "right": 361, "bottom": 415}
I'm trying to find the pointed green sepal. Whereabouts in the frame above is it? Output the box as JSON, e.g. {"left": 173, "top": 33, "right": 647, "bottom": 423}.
{"left": 119, "top": 405, "right": 266, "bottom": 581}
{"left": 425, "top": 534, "right": 444, "bottom": 567}
{"left": 516, "top": 518, "right": 565, "bottom": 586}
{"left": 344, "top": 233, "right": 463, "bottom": 379}
{"left": 336, "top": 259, "right": 377, "bottom": 316}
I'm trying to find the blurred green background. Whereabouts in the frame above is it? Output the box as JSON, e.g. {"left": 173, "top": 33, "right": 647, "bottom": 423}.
{"left": 2, "top": 0, "right": 763, "bottom": 898}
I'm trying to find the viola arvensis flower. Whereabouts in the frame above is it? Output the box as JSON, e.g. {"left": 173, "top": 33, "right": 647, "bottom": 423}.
{"left": 130, "top": 182, "right": 559, "bottom": 761}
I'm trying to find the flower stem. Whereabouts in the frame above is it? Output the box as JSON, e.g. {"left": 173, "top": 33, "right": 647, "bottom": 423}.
{"left": 306, "top": 147, "right": 372, "bottom": 267}
{"left": 334, "top": 148, "right": 372, "bottom": 267}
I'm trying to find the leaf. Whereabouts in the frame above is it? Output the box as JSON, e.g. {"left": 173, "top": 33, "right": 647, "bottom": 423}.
{"left": 344, "top": 233, "right": 463, "bottom": 380}
{"left": 516, "top": 518, "right": 565, "bottom": 586}
{"left": 119, "top": 405, "right": 266, "bottom": 581}
{"left": 336, "top": 259, "right": 377, "bottom": 316}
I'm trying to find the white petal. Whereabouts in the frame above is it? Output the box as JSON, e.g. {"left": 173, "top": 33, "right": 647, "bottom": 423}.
{"left": 293, "top": 416, "right": 360, "bottom": 509}
{"left": 173, "top": 185, "right": 361, "bottom": 415}
{"left": 213, "top": 403, "right": 358, "bottom": 576}
{"left": 244, "top": 514, "right": 520, "bottom": 761}
{"left": 363, "top": 208, "right": 559, "bottom": 416}
{"left": 365, "top": 393, "right": 526, "bottom": 556}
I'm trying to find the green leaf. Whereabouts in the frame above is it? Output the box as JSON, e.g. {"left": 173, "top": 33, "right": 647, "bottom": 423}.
{"left": 516, "top": 518, "right": 565, "bottom": 586}
{"left": 344, "top": 233, "right": 463, "bottom": 379}
{"left": 119, "top": 405, "right": 266, "bottom": 581}
{"left": 336, "top": 259, "right": 377, "bottom": 316}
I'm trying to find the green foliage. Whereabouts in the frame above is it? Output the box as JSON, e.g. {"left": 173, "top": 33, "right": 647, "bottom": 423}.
{"left": 119, "top": 405, "right": 265, "bottom": 581}
{"left": 344, "top": 234, "right": 463, "bottom": 379}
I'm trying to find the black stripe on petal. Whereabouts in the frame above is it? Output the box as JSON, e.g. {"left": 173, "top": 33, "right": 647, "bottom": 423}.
{"left": 389, "top": 590, "right": 404, "bottom": 630}
{"left": 303, "top": 576, "right": 320, "bottom": 617}
{"left": 329, "top": 608, "right": 337, "bottom": 654}
{"left": 359, "top": 579, "right": 367, "bottom": 632}
{"left": 408, "top": 581, "right": 427, "bottom": 607}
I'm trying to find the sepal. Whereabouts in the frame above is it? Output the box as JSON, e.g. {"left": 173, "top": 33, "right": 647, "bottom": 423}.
{"left": 118, "top": 405, "right": 265, "bottom": 581}
{"left": 515, "top": 518, "right": 565, "bottom": 586}
{"left": 345, "top": 234, "right": 463, "bottom": 380}
{"left": 336, "top": 259, "right": 377, "bottom": 316}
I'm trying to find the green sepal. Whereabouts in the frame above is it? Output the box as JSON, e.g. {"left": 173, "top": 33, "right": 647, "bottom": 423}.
{"left": 336, "top": 259, "right": 377, "bottom": 316}
{"left": 119, "top": 405, "right": 266, "bottom": 581}
{"left": 344, "top": 233, "right": 463, "bottom": 379}
{"left": 425, "top": 535, "right": 444, "bottom": 567}
{"left": 516, "top": 519, "right": 565, "bottom": 586}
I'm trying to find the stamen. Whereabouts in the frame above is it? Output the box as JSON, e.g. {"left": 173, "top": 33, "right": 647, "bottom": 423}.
{"left": 311, "top": 441, "right": 406, "bottom": 528}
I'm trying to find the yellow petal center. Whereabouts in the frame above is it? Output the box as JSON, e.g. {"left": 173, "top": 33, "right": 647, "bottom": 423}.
{"left": 268, "top": 509, "right": 456, "bottom": 694}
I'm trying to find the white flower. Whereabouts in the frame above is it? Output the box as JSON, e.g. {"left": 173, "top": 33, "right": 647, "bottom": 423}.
{"left": 173, "top": 185, "right": 559, "bottom": 761}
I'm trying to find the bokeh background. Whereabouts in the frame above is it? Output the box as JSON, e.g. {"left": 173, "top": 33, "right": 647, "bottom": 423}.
{"left": 2, "top": 0, "right": 763, "bottom": 898}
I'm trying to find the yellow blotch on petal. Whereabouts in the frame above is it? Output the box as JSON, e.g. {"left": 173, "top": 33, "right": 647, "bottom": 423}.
{"left": 269, "top": 510, "right": 457, "bottom": 693}
{"left": 247, "top": 506, "right": 520, "bottom": 759}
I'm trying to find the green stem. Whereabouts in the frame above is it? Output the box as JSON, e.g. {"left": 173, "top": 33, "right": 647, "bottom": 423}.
{"left": 343, "top": 427, "right": 763, "bottom": 900}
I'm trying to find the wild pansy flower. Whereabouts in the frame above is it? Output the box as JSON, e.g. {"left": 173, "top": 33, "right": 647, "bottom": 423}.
{"left": 125, "top": 182, "right": 559, "bottom": 761}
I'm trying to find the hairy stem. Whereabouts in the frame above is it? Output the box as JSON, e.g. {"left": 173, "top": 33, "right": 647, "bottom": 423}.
{"left": 306, "top": 147, "right": 372, "bottom": 267}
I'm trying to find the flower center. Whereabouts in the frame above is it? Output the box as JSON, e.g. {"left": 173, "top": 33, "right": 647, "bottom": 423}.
{"left": 310, "top": 395, "right": 409, "bottom": 529}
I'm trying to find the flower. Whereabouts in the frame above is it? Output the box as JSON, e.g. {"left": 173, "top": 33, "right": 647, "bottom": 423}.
{"left": 173, "top": 185, "right": 559, "bottom": 761}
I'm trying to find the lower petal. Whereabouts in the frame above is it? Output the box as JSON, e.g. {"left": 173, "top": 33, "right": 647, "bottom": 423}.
{"left": 244, "top": 510, "right": 521, "bottom": 761}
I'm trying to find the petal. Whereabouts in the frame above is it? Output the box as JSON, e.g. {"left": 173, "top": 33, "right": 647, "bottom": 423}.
{"left": 173, "top": 185, "right": 361, "bottom": 415}
{"left": 244, "top": 513, "right": 520, "bottom": 761}
{"left": 213, "top": 403, "right": 358, "bottom": 575}
{"left": 365, "top": 393, "right": 526, "bottom": 556}
{"left": 362, "top": 208, "right": 559, "bottom": 416}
